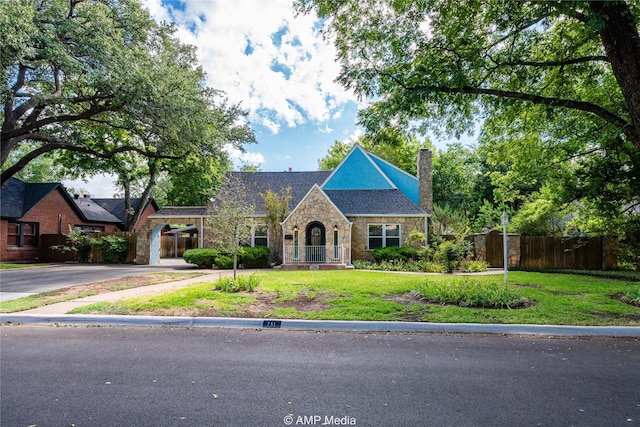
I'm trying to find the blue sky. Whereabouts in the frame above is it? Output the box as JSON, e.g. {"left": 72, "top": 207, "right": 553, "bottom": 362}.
{"left": 70, "top": 0, "right": 464, "bottom": 196}
{"left": 144, "top": 0, "right": 366, "bottom": 172}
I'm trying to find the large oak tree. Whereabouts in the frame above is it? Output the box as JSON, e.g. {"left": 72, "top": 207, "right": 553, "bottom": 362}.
{"left": 1, "top": 0, "right": 254, "bottom": 229}
{"left": 297, "top": 0, "right": 640, "bottom": 219}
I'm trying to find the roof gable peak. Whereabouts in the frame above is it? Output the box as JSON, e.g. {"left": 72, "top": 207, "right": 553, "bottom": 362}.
{"left": 321, "top": 144, "right": 396, "bottom": 191}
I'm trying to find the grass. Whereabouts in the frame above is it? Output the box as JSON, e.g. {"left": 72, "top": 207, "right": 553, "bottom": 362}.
{"left": 68, "top": 270, "right": 640, "bottom": 326}
{"left": 2, "top": 290, "right": 99, "bottom": 312}
{"left": 0, "top": 263, "right": 48, "bottom": 269}
{"left": 0, "top": 272, "right": 206, "bottom": 313}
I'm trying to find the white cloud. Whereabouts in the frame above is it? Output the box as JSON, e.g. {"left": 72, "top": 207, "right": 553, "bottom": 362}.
{"left": 64, "top": 174, "right": 118, "bottom": 198}
{"left": 140, "top": 0, "right": 355, "bottom": 134}
{"left": 346, "top": 128, "right": 363, "bottom": 143}
{"left": 223, "top": 144, "right": 265, "bottom": 165}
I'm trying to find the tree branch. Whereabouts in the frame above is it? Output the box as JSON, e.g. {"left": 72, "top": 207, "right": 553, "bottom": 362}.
{"left": 412, "top": 84, "right": 631, "bottom": 132}
{"left": 0, "top": 136, "right": 181, "bottom": 186}
{"left": 2, "top": 102, "right": 116, "bottom": 141}
{"left": 502, "top": 55, "right": 610, "bottom": 67}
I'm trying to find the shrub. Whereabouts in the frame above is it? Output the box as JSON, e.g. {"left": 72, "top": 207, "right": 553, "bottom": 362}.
{"left": 184, "top": 247, "right": 270, "bottom": 269}
{"left": 371, "top": 246, "right": 418, "bottom": 262}
{"left": 239, "top": 246, "right": 270, "bottom": 268}
{"left": 214, "top": 255, "right": 234, "bottom": 269}
{"left": 183, "top": 249, "right": 219, "bottom": 268}
{"left": 436, "top": 241, "right": 461, "bottom": 273}
{"left": 91, "top": 235, "right": 130, "bottom": 263}
{"left": 51, "top": 227, "right": 93, "bottom": 262}
{"left": 458, "top": 260, "right": 489, "bottom": 273}
{"left": 415, "top": 278, "right": 525, "bottom": 309}
{"left": 214, "top": 274, "right": 261, "bottom": 292}
{"left": 353, "top": 259, "right": 446, "bottom": 273}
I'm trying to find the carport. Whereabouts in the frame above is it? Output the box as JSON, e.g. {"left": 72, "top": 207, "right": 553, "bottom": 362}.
{"left": 136, "top": 207, "right": 209, "bottom": 265}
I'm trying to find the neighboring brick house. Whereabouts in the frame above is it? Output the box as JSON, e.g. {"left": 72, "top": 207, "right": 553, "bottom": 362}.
{"left": 74, "top": 196, "right": 159, "bottom": 232}
{"left": 0, "top": 178, "right": 157, "bottom": 262}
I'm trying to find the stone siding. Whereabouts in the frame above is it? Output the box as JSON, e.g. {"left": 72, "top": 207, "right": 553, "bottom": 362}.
{"left": 350, "top": 216, "right": 427, "bottom": 262}
{"left": 281, "top": 186, "right": 351, "bottom": 263}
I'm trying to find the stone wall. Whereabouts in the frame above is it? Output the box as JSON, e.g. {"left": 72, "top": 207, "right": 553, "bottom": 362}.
{"left": 281, "top": 186, "right": 351, "bottom": 263}
{"left": 350, "top": 216, "right": 427, "bottom": 262}
{"left": 469, "top": 230, "right": 521, "bottom": 268}
{"left": 136, "top": 216, "right": 205, "bottom": 264}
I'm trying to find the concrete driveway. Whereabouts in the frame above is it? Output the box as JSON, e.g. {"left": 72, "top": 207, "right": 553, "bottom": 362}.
{"left": 0, "top": 259, "right": 195, "bottom": 302}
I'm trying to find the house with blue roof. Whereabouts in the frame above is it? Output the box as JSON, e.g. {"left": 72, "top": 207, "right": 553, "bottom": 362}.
{"left": 222, "top": 145, "right": 433, "bottom": 268}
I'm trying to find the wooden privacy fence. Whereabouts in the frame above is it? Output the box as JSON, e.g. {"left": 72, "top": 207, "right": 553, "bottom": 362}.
{"left": 41, "top": 232, "right": 137, "bottom": 263}
{"left": 469, "top": 230, "right": 618, "bottom": 270}
{"left": 520, "top": 236, "right": 604, "bottom": 270}
{"left": 160, "top": 236, "right": 198, "bottom": 258}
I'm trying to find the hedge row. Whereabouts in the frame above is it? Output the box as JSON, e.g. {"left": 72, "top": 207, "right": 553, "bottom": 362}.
{"left": 183, "top": 247, "right": 270, "bottom": 269}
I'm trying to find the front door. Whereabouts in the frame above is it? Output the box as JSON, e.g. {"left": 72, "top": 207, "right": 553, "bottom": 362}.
{"left": 305, "top": 222, "right": 325, "bottom": 262}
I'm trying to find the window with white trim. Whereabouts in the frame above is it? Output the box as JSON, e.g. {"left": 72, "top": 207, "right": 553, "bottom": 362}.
{"left": 251, "top": 224, "right": 268, "bottom": 247}
{"left": 368, "top": 224, "right": 400, "bottom": 249}
{"left": 7, "top": 222, "right": 38, "bottom": 247}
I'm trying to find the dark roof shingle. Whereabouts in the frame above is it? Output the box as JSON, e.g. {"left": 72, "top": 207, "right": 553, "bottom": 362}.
{"left": 224, "top": 171, "right": 331, "bottom": 215}
{"left": 0, "top": 178, "right": 67, "bottom": 218}
{"left": 324, "top": 189, "right": 426, "bottom": 216}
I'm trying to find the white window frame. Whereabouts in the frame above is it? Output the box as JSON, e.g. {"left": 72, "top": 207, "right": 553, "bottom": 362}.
{"left": 251, "top": 224, "right": 268, "bottom": 247}
{"left": 367, "top": 223, "right": 401, "bottom": 250}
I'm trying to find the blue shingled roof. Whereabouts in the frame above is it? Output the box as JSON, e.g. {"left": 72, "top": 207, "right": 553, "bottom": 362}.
{"left": 322, "top": 145, "right": 396, "bottom": 190}
{"left": 216, "top": 146, "right": 426, "bottom": 218}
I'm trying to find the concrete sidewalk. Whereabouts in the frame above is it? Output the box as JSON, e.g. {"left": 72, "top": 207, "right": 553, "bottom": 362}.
{"left": 17, "top": 269, "right": 245, "bottom": 315}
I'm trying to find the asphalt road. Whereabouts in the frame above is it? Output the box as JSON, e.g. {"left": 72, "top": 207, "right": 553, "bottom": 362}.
{"left": 2, "top": 326, "right": 639, "bottom": 426}
{"left": 0, "top": 261, "right": 194, "bottom": 301}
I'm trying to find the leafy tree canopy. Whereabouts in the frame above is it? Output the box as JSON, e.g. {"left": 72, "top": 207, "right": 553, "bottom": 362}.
{"left": 297, "top": 0, "right": 640, "bottom": 222}
{"left": 1, "top": 0, "right": 254, "bottom": 192}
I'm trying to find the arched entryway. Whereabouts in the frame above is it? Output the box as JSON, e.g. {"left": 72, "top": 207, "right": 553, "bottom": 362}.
{"left": 305, "top": 221, "right": 326, "bottom": 262}
{"left": 136, "top": 207, "right": 208, "bottom": 264}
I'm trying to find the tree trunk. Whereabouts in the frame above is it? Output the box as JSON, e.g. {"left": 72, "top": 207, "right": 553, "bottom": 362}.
{"left": 591, "top": 1, "right": 640, "bottom": 149}
{"left": 123, "top": 160, "right": 157, "bottom": 232}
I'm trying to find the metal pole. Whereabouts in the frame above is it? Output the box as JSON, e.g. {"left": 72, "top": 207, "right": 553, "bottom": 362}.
{"left": 502, "top": 210, "right": 508, "bottom": 284}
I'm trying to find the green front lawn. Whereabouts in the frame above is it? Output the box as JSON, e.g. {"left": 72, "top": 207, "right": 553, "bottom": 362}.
{"left": 0, "top": 263, "right": 48, "bottom": 269}
{"left": 69, "top": 271, "right": 640, "bottom": 326}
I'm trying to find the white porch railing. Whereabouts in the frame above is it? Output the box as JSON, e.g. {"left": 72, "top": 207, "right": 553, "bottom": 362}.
{"left": 283, "top": 244, "right": 344, "bottom": 264}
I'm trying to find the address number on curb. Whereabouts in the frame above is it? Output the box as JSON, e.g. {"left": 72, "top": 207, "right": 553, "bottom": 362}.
{"left": 262, "top": 320, "right": 282, "bottom": 328}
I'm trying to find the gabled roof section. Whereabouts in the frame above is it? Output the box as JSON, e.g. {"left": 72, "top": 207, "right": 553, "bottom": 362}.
{"left": 0, "top": 177, "right": 81, "bottom": 219}
{"left": 91, "top": 198, "right": 159, "bottom": 223}
{"left": 321, "top": 145, "right": 396, "bottom": 190}
{"left": 223, "top": 171, "right": 331, "bottom": 216}
{"left": 367, "top": 152, "right": 419, "bottom": 205}
{"left": 283, "top": 184, "right": 351, "bottom": 225}
{"left": 73, "top": 198, "right": 123, "bottom": 223}
{"left": 0, "top": 178, "right": 27, "bottom": 218}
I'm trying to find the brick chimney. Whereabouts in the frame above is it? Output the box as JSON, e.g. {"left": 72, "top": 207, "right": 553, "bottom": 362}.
{"left": 417, "top": 148, "right": 433, "bottom": 215}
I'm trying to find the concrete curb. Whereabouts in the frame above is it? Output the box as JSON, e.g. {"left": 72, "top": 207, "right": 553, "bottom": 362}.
{"left": 2, "top": 314, "right": 640, "bottom": 337}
